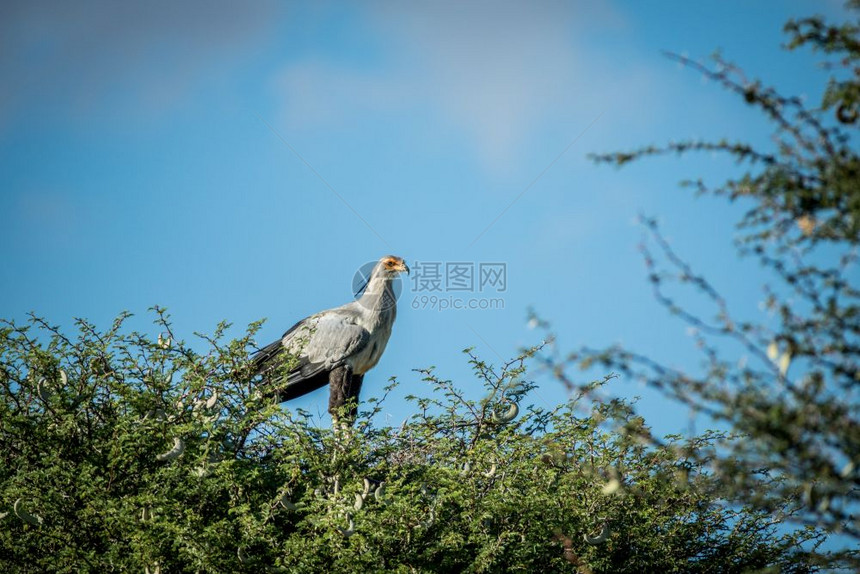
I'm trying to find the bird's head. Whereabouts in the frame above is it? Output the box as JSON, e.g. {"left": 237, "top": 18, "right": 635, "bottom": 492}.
{"left": 376, "top": 255, "right": 410, "bottom": 279}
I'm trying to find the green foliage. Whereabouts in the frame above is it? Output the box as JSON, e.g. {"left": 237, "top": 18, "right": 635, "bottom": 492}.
{"left": 785, "top": 2, "right": 860, "bottom": 125}
{"left": 542, "top": 3, "right": 860, "bottom": 569}
{"left": 0, "top": 311, "right": 822, "bottom": 572}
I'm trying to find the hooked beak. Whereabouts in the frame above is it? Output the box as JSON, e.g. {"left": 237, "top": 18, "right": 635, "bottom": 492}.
{"left": 400, "top": 261, "right": 410, "bottom": 275}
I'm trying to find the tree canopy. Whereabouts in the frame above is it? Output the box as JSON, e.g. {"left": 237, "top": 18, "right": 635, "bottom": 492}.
{"left": 0, "top": 311, "right": 822, "bottom": 572}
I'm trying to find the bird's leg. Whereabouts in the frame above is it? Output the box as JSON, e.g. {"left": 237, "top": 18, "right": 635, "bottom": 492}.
{"left": 345, "top": 373, "right": 364, "bottom": 422}
{"left": 329, "top": 366, "right": 363, "bottom": 428}
{"left": 328, "top": 365, "right": 348, "bottom": 424}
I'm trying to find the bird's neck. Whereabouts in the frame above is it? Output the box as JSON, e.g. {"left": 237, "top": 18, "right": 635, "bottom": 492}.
{"left": 358, "top": 276, "right": 397, "bottom": 318}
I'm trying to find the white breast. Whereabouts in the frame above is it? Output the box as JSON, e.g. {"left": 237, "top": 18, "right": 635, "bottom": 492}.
{"left": 349, "top": 336, "right": 389, "bottom": 374}
{"left": 347, "top": 307, "right": 394, "bottom": 374}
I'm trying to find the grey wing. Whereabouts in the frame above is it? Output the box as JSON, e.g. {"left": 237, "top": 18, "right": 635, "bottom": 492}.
{"left": 252, "top": 310, "right": 370, "bottom": 400}
{"left": 286, "top": 311, "right": 371, "bottom": 376}
{"left": 251, "top": 317, "right": 306, "bottom": 374}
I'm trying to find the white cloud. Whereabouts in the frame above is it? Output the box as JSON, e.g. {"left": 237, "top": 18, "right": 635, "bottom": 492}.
{"left": 276, "top": 59, "right": 411, "bottom": 129}
{"left": 276, "top": 1, "right": 680, "bottom": 177}
{"left": 371, "top": 1, "right": 618, "bottom": 163}
{"left": 273, "top": 1, "right": 671, "bottom": 175}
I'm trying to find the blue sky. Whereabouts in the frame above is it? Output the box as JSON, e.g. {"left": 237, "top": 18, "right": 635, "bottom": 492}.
{"left": 0, "top": 0, "right": 852, "bottom": 432}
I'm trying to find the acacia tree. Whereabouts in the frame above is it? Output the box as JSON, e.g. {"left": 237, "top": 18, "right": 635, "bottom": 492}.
{"left": 535, "top": 3, "right": 860, "bottom": 567}
{"left": 0, "top": 311, "right": 822, "bottom": 572}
